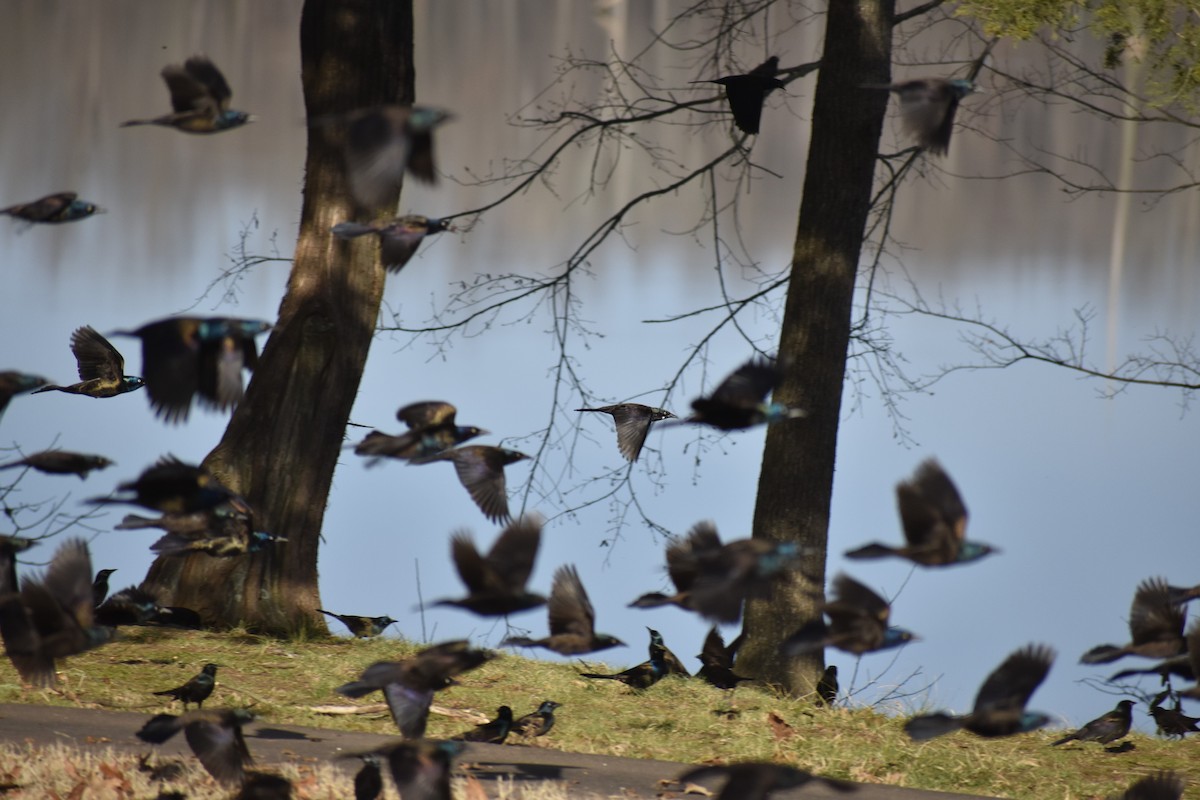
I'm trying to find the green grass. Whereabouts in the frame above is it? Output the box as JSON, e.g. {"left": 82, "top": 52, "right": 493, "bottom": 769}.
{"left": 2, "top": 629, "right": 1199, "bottom": 798}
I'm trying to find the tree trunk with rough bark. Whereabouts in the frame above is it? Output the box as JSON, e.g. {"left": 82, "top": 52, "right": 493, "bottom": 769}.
{"left": 737, "top": 0, "right": 895, "bottom": 693}
{"left": 143, "top": 0, "right": 414, "bottom": 634}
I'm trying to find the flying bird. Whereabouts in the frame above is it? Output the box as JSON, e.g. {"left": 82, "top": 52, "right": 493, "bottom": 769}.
{"left": 693, "top": 55, "right": 786, "bottom": 135}
{"left": 502, "top": 564, "right": 625, "bottom": 655}
{"left": 696, "top": 627, "right": 749, "bottom": 691}
{"left": 0, "top": 371, "right": 50, "bottom": 420}
{"left": 136, "top": 708, "right": 255, "bottom": 784}
{"left": 354, "top": 400, "right": 486, "bottom": 464}
{"left": 577, "top": 403, "right": 675, "bottom": 462}
{"left": 682, "top": 357, "right": 805, "bottom": 431}
{"left": 429, "top": 515, "right": 546, "bottom": 616}
{"left": 89, "top": 456, "right": 240, "bottom": 514}
{"left": 116, "top": 497, "right": 283, "bottom": 559}
{"left": 629, "top": 520, "right": 722, "bottom": 612}
{"left": 451, "top": 705, "right": 513, "bottom": 743}
{"left": 1, "top": 192, "right": 102, "bottom": 224}
{"left": 153, "top": 663, "right": 219, "bottom": 710}
{"left": 332, "top": 215, "right": 452, "bottom": 272}
{"left": 341, "top": 740, "right": 462, "bottom": 800}
{"left": 870, "top": 77, "right": 974, "bottom": 156}
{"left": 1108, "top": 772, "right": 1184, "bottom": 800}
{"left": 512, "top": 700, "right": 561, "bottom": 738}
{"left": 337, "top": 105, "right": 453, "bottom": 207}
{"left": 318, "top": 610, "right": 397, "bottom": 638}
{"left": 1171, "top": 621, "right": 1200, "bottom": 700}
{"left": 0, "top": 450, "right": 113, "bottom": 479}
{"left": 411, "top": 444, "right": 529, "bottom": 523}
{"left": 349, "top": 754, "right": 383, "bottom": 800}
{"left": 845, "top": 459, "right": 996, "bottom": 566}
{"left": 1052, "top": 699, "right": 1134, "bottom": 747}
{"left": 904, "top": 644, "right": 1055, "bottom": 740}
{"left": 33, "top": 326, "right": 144, "bottom": 398}
{"left": 122, "top": 56, "right": 252, "bottom": 134}
{"left": 677, "top": 762, "right": 854, "bottom": 800}
{"left": 1080, "top": 577, "right": 1187, "bottom": 664}
{"left": 782, "top": 573, "right": 917, "bottom": 656}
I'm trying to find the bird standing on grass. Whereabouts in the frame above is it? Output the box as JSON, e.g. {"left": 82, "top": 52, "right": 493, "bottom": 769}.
{"left": 816, "top": 665, "right": 838, "bottom": 706}
{"left": 430, "top": 514, "right": 546, "bottom": 616}
{"left": 333, "top": 215, "right": 452, "bottom": 272}
{"left": 1052, "top": 699, "right": 1134, "bottom": 747}
{"left": 152, "top": 663, "right": 219, "bottom": 710}
{"left": 1, "top": 192, "right": 102, "bottom": 224}
{"left": 122, "top": 56, "right": 252, "bottom": 134}
{"left": 135, "top": 708, "right": 255, "bottom": 785}
{"left": 451, "top": 705, "right": 513, "bottom": 743}
{"left": 512, "top": 700, "right": 561, "bottom": 739}
{"left": 91, "top": 568, "right": 117, "bottom": 607}
{"left": 696, "top": 627, "right": 748, "bottom": 691}
{"left": 580, "top": 644, "right": 668, "bottom": 690}
{"left": 1080, "top": 577, "right": 1187, "bottom": 664}
{"left": 1149, "top": 690, "right": 1200, "bottom": 738}
{"left": 648, "top": 628, "right": 690, "bottom": 677}
{"left": 503, "top": 564, "right": 625, "bottom": 655}
{"left": 33, "top": 326, "right": 144, "bottom": 399}
{"left": 318, "top": 610, "right": 396, "bottom": 638}
{"left": 576, "top": 403, "right": 675, "bottom": 462}
{"left": 782, "top": 573, "right": 917, "bottom": 656}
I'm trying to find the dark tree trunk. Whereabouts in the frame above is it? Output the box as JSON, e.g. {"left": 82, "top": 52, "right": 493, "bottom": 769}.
{"left": 143, "top": 0, "right": 415, "bottom": 634}
{"left": 737, "top": 0, "right": 895, "bottom": 692}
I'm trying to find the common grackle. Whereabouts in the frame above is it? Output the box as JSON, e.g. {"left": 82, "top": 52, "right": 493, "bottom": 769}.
{"left": 1109, "top": 653, "right": 1194, "bottom": 685}
{"left": 576, "top": 403, "right": 675, "bottom": 462}
{"left": 91, "top": 567, "right": 116, "bottom": 607}
{"left": 1150, "top": 690, "right": 1200, "bottom": 738}
{"left": 1109, "top": 772, "right": 1184, "bottom": 800}
{"left": 867, "top": 78, "right": 974, "bottom": 156}
{"left": 335, "top": 640, "right": 495, "bottom": 738}
{"left": 94, "top": 585, "right": 161, "bottom": 626}
{"left": 117, "top": 497, "right": 283, "bottom": 559}
{"left": 681, "top": 357, "right": 805, "bottom": 430}
{"left": 1052, "top": 699, "right": 1134, "bottom": 746}
{"left": 692, "top": 56, "right": 786, "bottom": 135}
{"left": 112, "top": 316, "right": 271, "bottom": 423}
{"left": 355, "top": 400, "right": 485, "bottom": 464}
{"left": 0, "top": 537, "right": 115, "bottom": 687}
{"left": 430, "top": 514, "right": 546, "bottom": 616}
{"left": 696, "top": 626, "right": 748, "bottom": 690}
{"left": 845, "top": 459, "right": 996, "bottom": 566}
{"left": 411, "top": 444, "right": 529, "bottom": 523}
{"left": 122, "top": 56, "right": 252, "bottom": 134}
{"left": 502, "top": 564, "right": 624, "bottom": 655}
{"left": 1173, "top": 621, "right": 1200, "bottom": 700}
{"left": 580, "top": 640, "right": 668, "bottom": 690}
{"left": 318, "top": 610, "right": 396, "bottom": 638}
{"left": 904, "top": 644, "right": 1055, "bottom": 740}
{"left": 342, "top": 740, "right": 462, "bottom": 800}
{"left": 782, "top": 574, "right": 917, "bottom": 656}
{"left": 0, "top": 450, "right": 113, "bottom": 479}
{"left": 350, "top": 754, "right": 383, "bottom": 800}
{"left": 648, "top": 628, "right": 690, "bottom": 677}
{"left": 512, "top": 700, "right": 561, "bottom": 738}
{"left": 34, "top": 326, "right": 144, "bottom": 398}
{"left": 816, "top": 665, "right": 838, "bottom": 706}
{"left": 0, "top": 535, "right": 35, "bottom": 594}
{"left": 629, "top": 520, "right": 722, "bottom": 612}
{"left": 0, "top": 371, "right": 49, "bottom": 420}
{"left": 452, "top": 704, "right": 514, "bottom": 743}
{"left": 153, "top": 663, "right": 219, "bottom": 710}
{"left": 677, "top": 762, "right": 855, "bottom": 800}
{"left": 1080, "top": 577, "right": 1186, "bottom": 664}
{"left": 234, "top": 772, "right": 293, "bottom": 800}
{"left": 337, "top": 105, "right": 453, "bottom": 207}
{"left": 151, "top": 528, "right": 285, "bottom": 559}
{"left": 89, "top": 456, "right": 240, "bottom": 514}
{"left": 136, "top": 708, "right": 255, "bottom": 784}
{"left": 332, "top": 216, "right": 452, "bottom": 273}
{"left": 1, "top": 192, "right": 102, "bottom": 224}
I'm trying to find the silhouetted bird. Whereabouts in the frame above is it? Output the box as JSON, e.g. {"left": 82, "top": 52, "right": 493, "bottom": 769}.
{"left": 355, "top": 400, "right": 486, "bottom": 464}
{"left": 1109, "top": 772, "right": 1184, "bottom": 800}
{"left": 782, "top": 574, "right": 917, "bottom": 657}
{"left": 502, "top": 564, "right": 625, "bottom": 655}
{"left": 845, "top": 459, "right": 996, "bottom": 566}
{"left": 1, "top": 192, "right": 102, "bottom": 224}
{"left": 0, "top": 535, "right": 35, "bottom": 595}
{"left": 412, "top": 445, "right": 529, "bottom": 523}
{"left": 693, "top": 56, "right": 786, "bottom": 135}
{"left": 350, "top": 755, "right": 383, "bottom": 800}
{"left": 333, "top": 215, "right": 452, "bottom": 272}
{"left": 1080, "top": 577, "right": 1187, "bottom": 664}
{"left": 696, "top": 627, "right": 749, "bottom": 690}
{"left": 0, "top": 450, "right": 113, "bottom": 479}
{"left": 234, "top": 772, "right": 293, "bottom": 800}
{"left": 682, "top": 357, "right": 805, "bottom": 430}
{"left": 95, "top": 585, "right": 161, "bottom": 626}
{"left": 430, "top": 515, "right": 546, "bottom": 616}
{"left": 512, "top": 700, "right": 561, "bottom": 738}
{"left": 677, "top": 762, "right": 854, "bottom": 800}
{"left": 870, "top": 78, "right": 974, "bottom": 155}
{"left": 1149, "top": 690, "right": 1200, "bottom": 738}
{"left": 1052, "top": 699, "right": 1134, "bottom": 746}
{"left": 318, "top": 610, "right": 396, "bottom": 638}
{"left": 576, "top": 403, "right": 675, "bottom": 462}
{"left": 336, "top": 105, "right": 453, "bottom": 207}
{"left": 0, "top": 371, "right": 49, "bottom": 420}
{"left": 647, "top": 628, "right": 690, "bottom": 677}
{"left": 904, "top": 644, "right": 1055, "bottom": 740}
{"left": 816, "top": 665, "right": 838, "bottom": 706}
{"left": 112, "top": 316, "right": 271, "bottom": 423}
{"left": 89, "top": 457, "right": 239, "bottom": 514}
{"left": 335, "top": 640, "right": 495, "bottom": 738}
{"left": 91, "top": 568, "right": 116, "bottom": 607}
{"left": 34, "top": 326, "right": 144, "bottom": 398}
{"left": 153, "top": 663, "right": 219, "bottom": 710}
{"left": 136, "top": 708, "right": 255, "bottom": 784}
{"left": 452, "top": 705, "right": 514, "bottom": 743}
{"left": 122, "top": 56, "right": 252, "bottom": 134}
{"left": 342, "top": 740, "right": 462, "bottom": 800}
{"left": 0, "top": 537, "right": 115, "bottom": 688}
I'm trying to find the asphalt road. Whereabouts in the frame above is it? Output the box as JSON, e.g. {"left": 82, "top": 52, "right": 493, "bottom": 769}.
{"left": 0, "top": 703, "right": 993, "bottom": 799}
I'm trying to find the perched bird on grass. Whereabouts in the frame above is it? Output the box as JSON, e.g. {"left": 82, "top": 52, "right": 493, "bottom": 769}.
{"left": 354, "top": 400, "right": 485, "bottom": 464}
{"left": 34, "top": 326, "right": 144, "bottom": 399}
{"left": 696, "top": 627, "right": 748, "bottom": 691}
{"left": 868, "top": 77, "right": 974, "bottom": 156}
{"left": 341, "top": 740, "right": 462, "bottom": 800}
{"left": 333, "top": 215, "right": 452, "bottom": 272}
{"left": 677, "top": 762, "right": 854, "bottom": 800}
{"left": 153, "top": 663, "right": 219, "bottom": 710}
{"left": 136, "top": 708, "right": 255, "bottom": 784}
{"left": 429, "top": 514, "right": 546, "bottom": 616}
{"left": 693, "top": 55, "right": 786, "bottom": 135}
{"left": 681, "top": 357, "right": 805, "bottom": 431}
{"left": 1109, "top": 772, "right": 1184, "bottom": 800}
{"left": 112, "top": 316, "right": 271, "bottom": 423}
{"left": 904, "top": 644, "right": 1055, "bottom": 740}
{"left": 1, "top": 192, "right": 102, "bottom": 224}
{"left": 1149, "top": 690, "right": 1200, "bottom": 738}
{"left": 122, "top": 56, "right": 252, "bottom": 134}
{"left": 452, "top": 705, "right": 513, "bottom": 743}
{"left": 648, "top": 628, "right": 690, "bottom": 677}
{"left": 318, "top": 610, "right": 396, "bottom": 638}
{"left": 89, "top": 457, "right": 239, "bottom": 514}
{"left": 412, "top": 444, "right": 529, "bottom": 523}
{"left": 816, "top": 665, "right": 838, "bottom": 706}
{"left": 1080, "top": 577, "right": 1187, "bottom": 664}
{"left": 502, "top": 564, "right": 624, "bottom": 655}
{"left": 1052, "top": 699, "right": 1134, "bottom": 747}
{"left": 782, "top": 573, "right": 917, "bottom": 657}
{"left": 511, "top": 700, "right": 561, "bottom": 738}
{"left": 576, "top": 403, "right": 675, "bottom": 462}
{"left": 845, "top": 459, "right": 996, "bottom": 566}
{"left": 0, "top": 371, "right": 49, "bottom": 420}
{"left": 337, "top": 105, "right": 453, "bottom": 207}
{"left": 94, "top": 585, "right": 161, "bottom": 626}
{"left": 335, "top": 640, "right": 495, "bottom": 738}
{"left": 91, "top": 567, "right": 116, "bottom": 607}
{"left": 580, "top": 645, "right": 667, "bottom": 690}
{"left": 0, "top": 450, "right": 113, "bottom": 479}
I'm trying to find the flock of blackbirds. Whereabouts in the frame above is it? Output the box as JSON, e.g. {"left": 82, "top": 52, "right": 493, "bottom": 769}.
{"left": 0, "top": 50, "right": 1190, "bottom": 800}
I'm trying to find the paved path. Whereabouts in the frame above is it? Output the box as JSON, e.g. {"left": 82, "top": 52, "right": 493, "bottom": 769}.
{"left": 0, "top": 703, "right": 992, "bottom": 799}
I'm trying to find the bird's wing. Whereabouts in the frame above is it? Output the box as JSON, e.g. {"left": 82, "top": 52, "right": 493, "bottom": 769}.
{"left": 381, "top": 683, "right": 433, "bottom": 738}
{"left": 42, "top": 538, "right": 96, "bottom": 628}
{"left": 160, "top": 64, "right": 216, "bottom": 117}
{"left": 346, "top": 106, "right": 413, "bottom": 207}
{"left": 71, "top": 326, "right": 124, "bottom": 382}
{"left": 1130, "top": 577, "right": 1186, "bottom": 645}
{"left": 608, "top": 405, "right": 653, "bottom": 462}
{"left": 828, "top": 573, "right": 890, "bottom": 624}
{"left": 182, "top": 716, "right": 252, "bottom": 785}
{"left": 197, "top": 337, "right": 246, "bottom": 411}
{"left": 547, "top": 565, "right": 595, "bottom": 637}
{"left": 487, "top": 515, "right": 542, "bottom": 591}
{"left": 183, "top": 57, "right": 234, "bottom": 111}
{"left": 449, "top": 531, "right": 490, "bottom": 593}
{"left": 398, "top": 401, "right": 456, "bottom": 429}
{"left": 137, "top": 320, "right": 201, "bottom": 423}
{"left": 709, "top": 358, "right": 779, "bottom": 407}
{"left": 973, "top": 644, "right": 1054, "bottom": 713}
{"left": 450, "top": 449, "right": 511, "bottom": 523}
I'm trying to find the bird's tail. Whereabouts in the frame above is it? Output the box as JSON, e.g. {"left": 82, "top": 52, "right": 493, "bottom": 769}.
{"left": 334, "top": 680, "right": 376, "bottom": 699}
{"left": 135, "top": 714, "right": 182, "bottom": 744}
{"left": 843, "top": 543, "right": 897, "bottom": 560}
{"left": 628, "top": 592, "right": 675, "bottom": 609}
{"left": 903, "top": 713, "right": 965, "bottom": 741}
{"left": 1080, "top": 644, "right": 1126, "bottom": 664}
{"left": 500, "top": 636, "right": 536, "bottom": 648}
{"left": 578, "top": 672, "right": 621, "bottom": 680}
{"left": 331, "top": 222, "right": 381, "bottom": 240}
{"left": 30, "top": 385, "right": 64, "bottom": 394}
{"left": 779, "top": 621, "right": 829, "bottom": 656}
{"left": 114, "top": 514, "right": 160, "bottom": 530}
{"left": 1051, "top": 733, "right": 1077, "bottom": 746}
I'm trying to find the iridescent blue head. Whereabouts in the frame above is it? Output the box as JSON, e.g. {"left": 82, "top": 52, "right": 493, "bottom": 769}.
{"left": 122, "top": 376, "right": 146, "bottom": 391}
{"left": 761, "top": 402, "right": 807, "bottom": 424}
{"left": 409, "top": 106, "right": 453, "bottom": 133}
{"left": 249, "top": 531, "right": 286, "bottom": 551}
{"left": 1017, "top": 711, "right": 1051, "bottom": 733}
{"left": 947, "top": 79, "right": 975, "bottom": 98}
{"left": 957, "top": 541, "right": 997, "bottom": 563}
{"left": 647, "top": 627, "right": 665, "bottom": 647}
{"left": 217, "top": 110, "right": 254, "bottom": 130}
{"left": 882, "top": 627, "right": 918, "bottom": 650}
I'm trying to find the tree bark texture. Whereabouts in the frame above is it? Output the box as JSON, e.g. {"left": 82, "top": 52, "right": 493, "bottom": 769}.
{"left": 144, "top": 0, "right": 415, "bottom": 634}
{"left": 738, "top": 0, "right": 895, "bottom": 693}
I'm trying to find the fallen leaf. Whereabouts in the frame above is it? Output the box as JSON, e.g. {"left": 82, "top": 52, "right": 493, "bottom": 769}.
{"left": 462, "top": 775, "right": 489, "bottom": 800}
{"left": 768, "top": 711, "right": 796, "bottom": 741}
{"left": 683, "top": 782, "right": 713, "bottom": 796}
